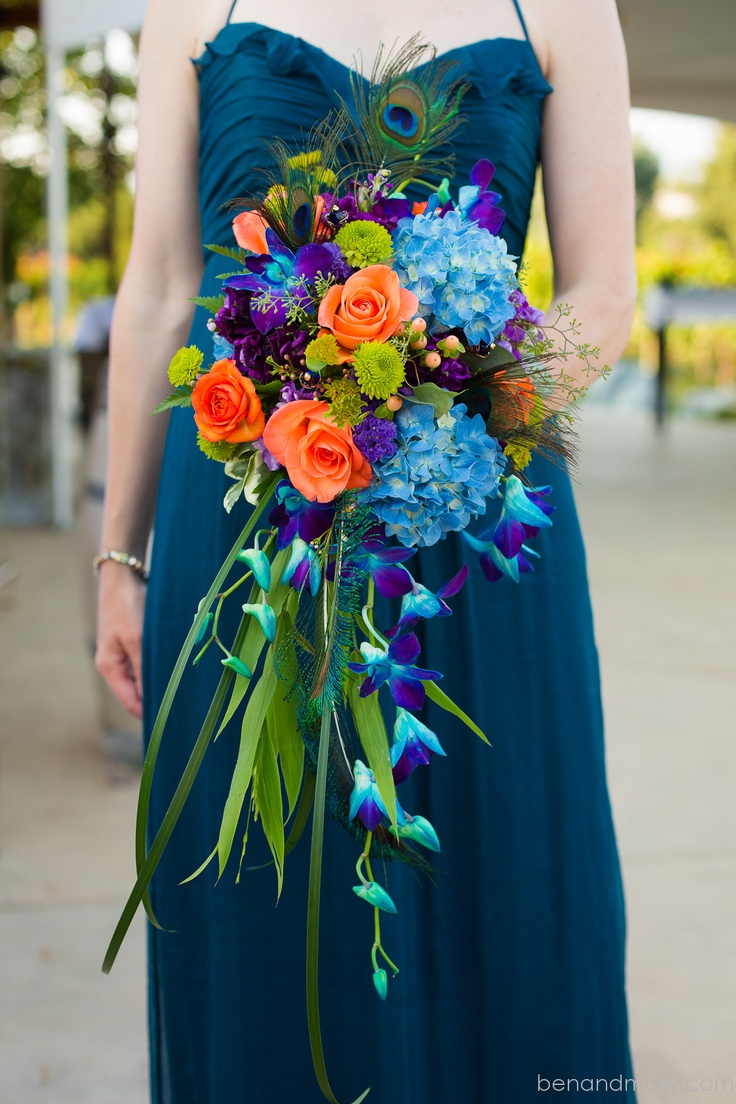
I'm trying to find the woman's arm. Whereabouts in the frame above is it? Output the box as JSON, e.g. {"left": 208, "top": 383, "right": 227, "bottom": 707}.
{"left": 538, "top": 0, "right": 637, "bottom": 385}
{"left": 95, "top": 0, "right": 203, "bottom": 716}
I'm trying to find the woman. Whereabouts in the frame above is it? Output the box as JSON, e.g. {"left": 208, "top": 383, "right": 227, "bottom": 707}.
{"left": 96, "top": 1, "right": 638, "bottom": 1101}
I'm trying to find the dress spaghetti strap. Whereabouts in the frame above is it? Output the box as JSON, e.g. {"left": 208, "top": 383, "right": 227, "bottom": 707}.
{"left": 225, "top": 0, "right": 239, "bottom": 24}
{"left": 510, "top": 0, "right": 531, "bottom": 41}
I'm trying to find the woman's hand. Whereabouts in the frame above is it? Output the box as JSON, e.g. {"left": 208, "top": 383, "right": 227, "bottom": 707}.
{"left": 95, "top": 568, "right": 148, "bottom": 719}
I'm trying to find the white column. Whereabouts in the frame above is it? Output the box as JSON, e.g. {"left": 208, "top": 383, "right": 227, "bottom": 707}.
{"left": 46, "top": 43, "right": 75, "bottom": 529}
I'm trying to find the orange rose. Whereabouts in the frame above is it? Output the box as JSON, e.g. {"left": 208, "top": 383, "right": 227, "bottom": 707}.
{"left": 262, "top": 400, "right": 372, "bottom": 503}
{"left": 192, "top": 359, "right": 265, "bottom": 444}
{"left": 232, "top": 210, "right": 269, "bottom": 254}
{"left": 317, "top": 264, "right": 418, "bottom": 353}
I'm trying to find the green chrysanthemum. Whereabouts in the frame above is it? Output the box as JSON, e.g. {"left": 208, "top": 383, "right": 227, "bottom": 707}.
{"left": 335, "top": 221, "right": 393, "bottom": 269}
{"left": 168, "top": 345, "right": 204, "bottom": 387}
{"left": 353, "top": 341, "right": 406, "bottom": 400}
{"left": 323, "top": 378, "right": 364, "bottom": 427}
{"left": 196, "top": 433, "right": 237, "bottom": 462}
{"left": 503, "top": 442, "right": 532, "bottom": 470}
{"left": 305, "top": 333, "right": 342, "bottom": 366}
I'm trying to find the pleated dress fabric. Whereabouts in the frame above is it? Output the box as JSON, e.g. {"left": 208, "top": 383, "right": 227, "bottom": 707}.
{"left": 142, "top": 22, "right": 637, "bottom": 1104}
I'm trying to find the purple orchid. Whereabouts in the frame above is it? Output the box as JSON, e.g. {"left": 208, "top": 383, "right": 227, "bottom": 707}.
{"left": 268, "top": 480, "right": 334, "bottom": 550}
{"left": 386, "top": 564, "right": 468, "bottom": 638}
{"left": 345, "top": 534, "right": 415, "bottom": 598}
{"left": 497, "top": 289, "right": 546, "bottom": 361}
{"left": 463, "top": 477, "right": 554, "bottom": 582}
{"left": 224, "top": 229, "right": 340, "bottom": 334}
{"left": 348, "top": 633, "right": 442, "bottom": 711}
{"left": 457, "top": 159, "right": 506, "bottom": 235}
{"left": 281, "top": 537, "right": 322, "bottom": 597}
{"left": 348, "top": 759, "right": 406, "bottom": 833}
{"left": 390, "top": 708, "right": 446, "bottom": 785}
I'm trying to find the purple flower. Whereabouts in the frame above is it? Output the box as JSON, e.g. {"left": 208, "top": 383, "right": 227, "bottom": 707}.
{"left": 386, "top": 564, "right": 468, "bottom": 638}
{"left": 215, "top": 287, "right": 311, "bottom": 385}
{"left": 497, "top": 289, "right": 546, "bottom": 361}
{"left": 224, "top": 229, "right": 341, "bottom": 333}
{"left": 321, "top": 191, "right": 412, "bottom": 234}
{"left": 352, "top": 414, "right": 398, "bottom": 463}
{"left": 463, "top": 476, "right": 554, "bottom": 583}
{"left": 268, "top": 480, "right": 334, "bottom": 550}
{"left": 348, "top": 759, "right": 400, "bottom": 832}
{"left": 342, "top": 536, "right": 415, "bottom": 598}
{"left": 348, "top": 633, "right": 442, "bottom": 711}
{"left": 390, "top": 708, "right": 446, "bottom": 784}
{"left": 457, "top": 159, "right": 506, "bottom": 235}
{"left": 281, "top": 537, "right": 322, "bottom": 596}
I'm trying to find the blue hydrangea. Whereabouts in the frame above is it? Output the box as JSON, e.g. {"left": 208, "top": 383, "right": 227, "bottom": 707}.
{"left": 367, "top": 402, "right": 505, "bottom": 547}
{"left": 392, "top": 206, "right": 518, "bottom": 345}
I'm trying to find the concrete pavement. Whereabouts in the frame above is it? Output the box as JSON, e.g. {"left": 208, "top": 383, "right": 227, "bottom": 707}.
{"left": 1, "top": 406, "right": 734, "bottom": 1102}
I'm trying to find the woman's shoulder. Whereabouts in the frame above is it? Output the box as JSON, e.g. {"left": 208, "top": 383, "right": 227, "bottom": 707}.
{"left": 139, "top": 0, "right": 232, "bottom": 62}
{"left": 521, "top": 0, "right": 624, "bottom": 84}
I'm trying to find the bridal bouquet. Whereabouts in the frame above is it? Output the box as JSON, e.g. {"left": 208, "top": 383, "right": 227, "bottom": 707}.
{"left": 105, "top": 39, "right": 597, "bottom": 1104}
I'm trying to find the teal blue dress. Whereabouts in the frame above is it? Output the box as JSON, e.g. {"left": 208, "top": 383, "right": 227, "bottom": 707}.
{"left": 143, "top": 16, "right": 636, "bottom": 1104}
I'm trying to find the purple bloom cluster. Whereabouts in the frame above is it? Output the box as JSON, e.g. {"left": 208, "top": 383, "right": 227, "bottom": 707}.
{"left": 497, "top": 289, "right": 546, "bottom": 361}
{"left": 410, "top": 338, "right": 473, "bottom": 392}
{"left": 321, "top": 191, "right": 412, "bottom": 233}
{"left": 215, "top": 286, "right": 310, "bottom": 384}
{"left": 352, "top": 413, "right": 399, "bottom": 463}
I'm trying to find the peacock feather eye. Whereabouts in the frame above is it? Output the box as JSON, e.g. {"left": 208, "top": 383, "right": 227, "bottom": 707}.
{"left": 288, "top": 183, "right": 314, "bottom": 244}
{"left": 378, "top": 80, "right": 429, "bottom": 148}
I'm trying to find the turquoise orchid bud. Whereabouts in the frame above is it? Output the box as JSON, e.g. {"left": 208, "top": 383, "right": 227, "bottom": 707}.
{"left": 236, "top": 547, "right": 272, "bottom": 591}
{"left": 221, "top": 656, "right": 253, "bottom": 679}
{"left": 395, "top": 814, "right": 441, "bottom": 853}
{"left": 193, "top": 611, "right": 213, "bottom": 644}
{"left": 241, "top": 602, "right": 277, "bottom": 643}
{"left": 353, "top": 881, "right": 398, "bottom": 914}
{"left": 373, "top": 968, "right": 388, "bottom": 1001}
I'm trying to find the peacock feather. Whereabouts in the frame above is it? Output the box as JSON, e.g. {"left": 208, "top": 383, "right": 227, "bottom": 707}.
{"left": 462, "top": 348, "right": 580, "bottom": 474}
{"left": 230, "top": 115, "right": 347, "bottom": 251}
{"left": 338, "top": 35, "right": 471, "bottom": 193}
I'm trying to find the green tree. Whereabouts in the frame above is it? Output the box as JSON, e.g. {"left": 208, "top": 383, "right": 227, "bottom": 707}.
{"left": 633, "top": 137, "right": 659, "bottom": 229}
{"left": 698, "top": 124, "right": 736, "bottom": 256}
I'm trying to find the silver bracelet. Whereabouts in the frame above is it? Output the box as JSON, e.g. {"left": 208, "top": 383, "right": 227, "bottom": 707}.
{"left": 93, "top": 550, "right": 149, "bottom": 582}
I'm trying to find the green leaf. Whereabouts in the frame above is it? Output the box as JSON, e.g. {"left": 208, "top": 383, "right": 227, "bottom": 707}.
{"left": 348, "top": 681, "right": 397, "bottom": 830}
{"left": 463, "top": 345, "right": 517, "bottom": 373}
{"left": 152, "top": 390, "right": 193, "bottom": 415}
{"left": 204, "top": 242, "right": 245, "bottom": 263}
{"left": 254, "top": 720, "right": 285, "bottom": 897}
{"left": 268, "top": 685, "right": 303, "bottom": 818}
{"left": 190, "top": 293, "right": 226, "bottom": 312}
{"left": 216, "top": 649, "right": 279, "bottom": 878}
{"left": 102, "top": 474, "right": 280, "bottom": 975}
{"left": 179, "top": 844, "right": 218, "bottom": 885}
{"left": 425, "top": 680, "right": 490, "bottom": 744}
{"left": 407, "top": 382, "right": 453, "bottom": 417}
{"left": 223, "top": 478, "right": 246, "bottom": 514}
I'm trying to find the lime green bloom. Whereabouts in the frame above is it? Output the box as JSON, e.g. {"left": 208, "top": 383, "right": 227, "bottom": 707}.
{"left": 196, "top": 433, "right": 237, "bottom": 462}
{"left": 353, "top": 341, "right": 406, "bottom": 400}
{"left": 167, "top": 346, "right": 204, "bottom": 387}
{"left": 503, "top": 442, "right": 532, "bottom": 470}
{"left": 305, "top": 333, "right": 343, "bottom": 367}
{"left": 335, "top": 221, "right": 393, "bottom": 269}
{"left": 323, "top": 377, "right": 364, "bottom": 427}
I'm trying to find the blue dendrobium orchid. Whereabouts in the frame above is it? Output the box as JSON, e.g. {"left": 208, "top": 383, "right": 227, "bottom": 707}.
{"left": 348, "top": 633, "right": 442, "bottom": 711}
{"left": 281, "top": 537, "right": 322, "bottom": 597}
{"left": 348, "top": 759, "right": 406, "bottom": 832}
{"left": 456, "top": 159, "right": 506, "bottom": 235}
{"left": 386, "top": 563, "right": 468, "bottom": 637}
{"left": 268, "top": 480, "right": 334, "bottom": 550}
{"left": 394, "top": 814, "right": 441, "bottom": 852}
{"left": 463, "top": 476, "right": 554, "bottom": 583}
{"left": 224, "top": 229, "right": 338, "bottom": 334}
{"left": 339, "top": 536, "right": 415, "bottom": 598}
{"left": 390, "top": 708, "right": 446, "bottom": 784}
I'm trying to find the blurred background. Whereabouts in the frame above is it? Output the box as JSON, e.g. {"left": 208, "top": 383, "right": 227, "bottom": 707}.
{"left": 0, "top": 1, "right": 734, "bottom": 1101}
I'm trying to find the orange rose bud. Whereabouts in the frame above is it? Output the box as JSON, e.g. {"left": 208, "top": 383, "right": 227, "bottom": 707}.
{"left": 232, "top": 210, "right": 270, "bottom": 254}
{"left": 192, "top": 359, "right": 266, "bottom": 444}
{"left": 262, "top": 400, "right": 372, "bottom": 503}
{"left": 317, "top": 265, "right": 419, "bottom": 354}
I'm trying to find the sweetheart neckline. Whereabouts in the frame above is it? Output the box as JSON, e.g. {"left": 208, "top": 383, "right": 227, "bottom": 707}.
{"left": 195, "top": 20, "right": 552, "bottom": 91}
